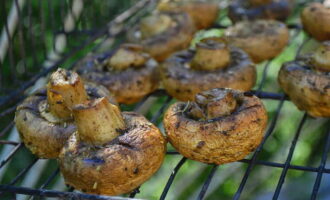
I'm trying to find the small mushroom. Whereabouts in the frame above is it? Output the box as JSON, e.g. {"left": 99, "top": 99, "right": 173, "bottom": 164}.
{"left": 74, "top": 44, "right": 159, "bottom": 104}
{"left": 163, "top": 88, "right": 268, "bottom": 164}
{"left": 59, "top": 97, "right": 166, "bottom": 195}
{"left": 157, "top": 0, "right": 219, "bottom": 30}
{"left": 126, "top": 11, "right": 196, "bottom": 62}
{"left": 301, "top": 1, "right": 330, "bottom": 41}
{"left": 14, "top": 69, "right": 116, "bottom": 158}
{"left": 228, "top": 0, "right": 294, "bottom": 23}
{"left": 278, "top": 41, "right": 330, "bottom": 117}
{"left": 224, "top": 19, "right": 289, "bottom": 63}
{"left": 160, "top": 38, "right": 256, "bottom": 101}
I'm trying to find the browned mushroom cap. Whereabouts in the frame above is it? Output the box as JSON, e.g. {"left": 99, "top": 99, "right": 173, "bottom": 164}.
{"left": 301, "top": 2, "right": 330, "bottom": 41}
{"left": 126, "top": 11, "right": 195, "bottom": 62}
{"left": 278, "top": 42, "right": 330, "bottom": 117}
{"left": 74, "top": 44, "right": 159, "bottom": 104}
{"left": 163, "top": 88, "right": 268, "bottom": 164}
{"left": 160, "top": 39, "right": 256, "bottom": 101}
{"left": 14, "top": 69, "right": 116, "bottom": 158}
{"left": 224, "top": 19, "right": 289, "bottom": 63}
{"left": 59, "top": 97, "right": 166, "bottom": 195}
{"left": 157, "top": 0, "right": 219, "bottom": 30}
{"left": 228, "top": 0, "right": 294, "bottom": 23}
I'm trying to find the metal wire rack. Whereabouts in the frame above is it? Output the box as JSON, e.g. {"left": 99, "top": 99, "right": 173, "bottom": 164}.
{"left": 0, "top": 0, "right": 329, "bottom": 199}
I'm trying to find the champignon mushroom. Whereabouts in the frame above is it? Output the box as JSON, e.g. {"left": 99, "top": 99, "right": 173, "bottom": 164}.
{"left": 74, "top": 44, "right": 159, "bottom": 104}
{"left": 157, "top": 0, "right": 219, "bottom": 30}
{"left": 126, "top": 11, "right": 195, "bottom": 62}
{"left": 224, "top": 19, "right": 289, "bottom": 63}
{"left": 14, "top": 69, "right": 116, "bottom": 158}
{"left": 278, "top": 41, "right": 330, "bottom": 117}
{"left": 163, "top": 88, "right": 268, "bottom": 164}
{"left": 59, "top": 97, "right": 166, "bottom": 195}
{"left": 228, "top": 0, "right": 294, "bottom": 23}
{"left": 301, "top": 1, "right": 330, "bottom": 41}
{"left": 160, "top": 38, "right": 256, "bottom": 101}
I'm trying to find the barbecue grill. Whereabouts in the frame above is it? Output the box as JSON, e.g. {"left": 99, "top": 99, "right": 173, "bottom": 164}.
{"left": 0, "top": 0, "right": 329, "bottom": 199}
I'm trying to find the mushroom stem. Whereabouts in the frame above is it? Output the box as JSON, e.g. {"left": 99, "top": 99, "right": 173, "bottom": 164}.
{"left": 191, "top": 40, "right": 230, "bottom": 71}
{"left": 312, "top": 41, "right": 330, "bottom": 72}
{"left": 189, "top": 88, "right": 237, "bottom": 120}
{"left": 140, "top": 14, "right": 173, "bottom": 38}
{"left": 249, "top": 0, "right": 272, "bottom": 7}
{"left": 106, "top": 44, "right": 149, "bottom": 71}
{"left": 47, "top": 69, "right": 88, "bottom": 119}
{"left": 72, "top": 97, "right": 125, "bottom": 145}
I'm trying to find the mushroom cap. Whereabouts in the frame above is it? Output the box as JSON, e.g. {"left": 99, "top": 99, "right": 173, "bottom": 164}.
{"left": 74, "top": 52, "right": 159, "bottom": 104}
{"left": 157, "top": 0, "right": 219, "bottom": 29}
{"left": 14, "top": 83, "right": 116, "bottom": 159}
{"left": 228, "top": 0, "right": 294, "bottom": 23}
{"left": 127, "top": 12, "right": 196, "bottom": 62}
{"left": 163, "top": 89, "right": 268, "bottom": 164}
{"left": 224, "top": 19, "right": 289, "bottom": 63}
{"left": 278, "top": 56, "right": 330, "bottom": 117}
{"left": 160, "top": 46, "right": 256, "bottom": 101}
{"left": 301, "top": 3, "right": 330, "bottom": 41}
{"left": 59, "top": 112, "right": 166, "bottom": 195}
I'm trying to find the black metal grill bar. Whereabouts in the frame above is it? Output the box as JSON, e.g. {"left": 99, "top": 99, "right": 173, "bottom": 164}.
{"left": 0, "top": 143, "right": 23, "bottom": 169}
{"left": 0, "top": 185, "right": 139, "bottom": 200}
{"left": 197, "top": 165, "right": 219, "bottom": 200}
{"left": 0, "top": 140, "right": 19, "bottom": 146}
{"left": 273, "top": 113, "right": 308, "bottom": 199}
{"left": 311, "top": 127, "right": 330, "bottom": 200}
{"left": 8, "top": 157, "right": 39, "bottom": 186}
{"left": 160, "top": 157, "right": 187, "bottom": 200}
{"left": 233, "top": 96, "right": 285, "bottom": 200}
{"left": 40, "top": 168, "right": 60, "bottom": 189}
{"left": 0, "top": 121, "right": 14, "bottom": 137}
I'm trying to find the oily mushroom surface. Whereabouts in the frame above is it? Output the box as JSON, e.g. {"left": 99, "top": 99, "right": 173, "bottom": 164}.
{"left": 74, "top": 44, "right": 159, "bottom": 104}
{"left": 224, "top": 19, "right": 289, "bottom": 63}
{"left": 228, "top": 0, "right": 294, "bottom": 23}
{"left": 160, "top": 39, "right": 256, "bottom": 101}
{"left": 59, "top": 98, "right": 166, "bottom": 195}
{"left": 301, "top": 2, "right": 330, "bottom": 41}
{"left": 15, "top": 69, "right": 116, "bottom": 158}
{"left": 157, "top": 0, "right": 219, "bottom": 30}
{"left": 278, "top": 42, "right": 330, "bottom": 117}
{"left": 126, "top": 11, "right": 195, "bottom": 62}
{"left": 163, "top": 88, "right": 268, "bottom": 164}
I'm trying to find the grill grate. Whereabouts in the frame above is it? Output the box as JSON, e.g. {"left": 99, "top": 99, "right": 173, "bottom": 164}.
{"left": 0, "top": 0, "right": 330, "bottom": 199}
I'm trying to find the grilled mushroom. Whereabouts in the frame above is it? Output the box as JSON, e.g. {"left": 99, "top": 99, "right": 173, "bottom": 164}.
{"left": 228, "top": 0, "right": 294, "bottom": 23}
{"left": 74, "top": 44, "right": 159, "bottom": 104}
{"left": 224, "top": 19, "right": 289, "bottom": 63}
{"left": 278, "top": 41, "right": 330, "bottom": 117}
{"left": 160, "top": 38, "right": 256, "bottom": 101}
{"left": 301, "top": 1, "right": 330, "bottom": 41}
{"left": 14, "top": 69, "right": 116, "bottom": 158}
{"left": 157, "top": 0, "right": 219, "bottom": 30}
{"left": 163, "top": 88, "right": 268, "bottom": 164}
{"left": 59, "top": 97, "right": 166, "bottom": 195}
{"left": 126, "top": 11, "right": 195, "bottom": 62}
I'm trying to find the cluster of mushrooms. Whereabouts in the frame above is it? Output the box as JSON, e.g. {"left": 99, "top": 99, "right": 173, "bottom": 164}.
{"left": 14, "top": 0, "right": 330, "bottom": 197}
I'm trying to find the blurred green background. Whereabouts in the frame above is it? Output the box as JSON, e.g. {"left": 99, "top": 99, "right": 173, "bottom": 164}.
{"left": 0, "top": 0, "right": 329, "bottom": 199}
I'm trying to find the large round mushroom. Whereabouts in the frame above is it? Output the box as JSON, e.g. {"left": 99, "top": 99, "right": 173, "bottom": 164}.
{"left": 15, "top": 69, "right": 116, "bottom": 158}
{"left": 163, "top": 88, "right": 268, "bottom": 164}
{"left": 301, "top": 1, "right": 330, "bottom": 41}
{"left": 160, "top": 38, "right": 256, "bottom": 101}
{"left": 228, "top": 0, "right": 294, "bottom": 23}
{"left": 126, "top": 11, "right": 195, "bottom": 62}
{"left": 278, "top": 41, "right": 330, "bottom": 117}
{"left": 224, "top": 19, "right": 289, "bottom": 63}
{"left": 157, "top": 0, "right": 219, "bottom": 30}
{"left": 74, "top": 44, "right": 159, "bottom": 104}
{"left": 59, "top": 96, "right": 166, "bottom": 195}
